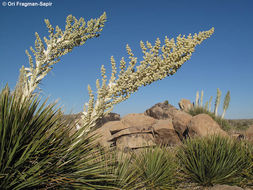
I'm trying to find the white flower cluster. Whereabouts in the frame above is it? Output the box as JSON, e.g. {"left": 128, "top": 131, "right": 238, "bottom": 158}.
{"left": 15, "top": 13, "right": 107, "bottom": 100}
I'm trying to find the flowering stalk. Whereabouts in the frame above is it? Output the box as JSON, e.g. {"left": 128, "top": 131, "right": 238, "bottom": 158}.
{"left": 15, "top": 13, "right": 107, "bottom": 98}
{"left": 195, "top": 91, "right": 199, "bottom": 107}
{"left": 82, "top": 28, "right": 215, "bottom": 132}
{"left": 214, "top": 88, "right": 221, "bottom": 116}
{"left": 222, "top": 91, "right": 230, "bottom": 119}
{"left": 200, "top": 90, "right": 204, "bottom": 107}
{"left": 208, "top": 96, "right": 213, "bottom": 112}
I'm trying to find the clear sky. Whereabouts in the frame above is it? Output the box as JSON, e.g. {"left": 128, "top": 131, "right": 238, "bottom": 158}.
{"left": 0, "top": 0, "right": 252, "bottom": 119}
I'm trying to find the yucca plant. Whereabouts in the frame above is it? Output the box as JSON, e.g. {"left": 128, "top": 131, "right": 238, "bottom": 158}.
{"left": 0, "top": 85, "right": 115, "bottom": 189}
{"left": 106, "top": 151, "right": 142, "bottom": 190}
{"left": 177, "top": 135, "right": 251, "bottom": 187}
{"left": 132, "top": 146, "right": 179, "bottom": 190}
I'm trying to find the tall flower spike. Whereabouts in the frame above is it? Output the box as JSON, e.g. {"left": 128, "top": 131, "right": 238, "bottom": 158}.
{"left": 81, "top": 28, "right": 214, "bottom": 132}
{"left": 214, "top": 88, "right": 221, "bottom": 116}
{"left": 195, "top": 91, "right": 199, "bottom": 107}
{"left": 208, "top": 96, "right": 213, "bottom": 112}
{"left": 15, "top": 13, "right": 107, "bottom": 100}
{"left": 200, "top": 90, "right": 204, "bottom": 107}
{"left": 222, "top": 91, "right": 230, "bottom": 119}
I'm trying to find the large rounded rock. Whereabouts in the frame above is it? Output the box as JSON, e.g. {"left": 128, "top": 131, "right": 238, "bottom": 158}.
{"left": 121, "top": 113, "right": 156, "bottom": 129}
{"left": 178, "top": 98, "right": 193, "bottom": 112}
{"left": 106, "top": 121, "right": 129, "bottom": 134}
{"left": 92, "top": 121, "right": 128, "bottom": 147}
{"left": 152, "top": 119, "right": 181, "bottom": 146}
{"left": 154, "top": 128, "right": 181, "bottom": 146}
{"left": 93, "top": 113, "right": 157, "bottom": 150}
{"left": 144, "top": 102, "right": 179, "bottom": 120}
{"left": 152, "top": 119, "right": 174, "bottom": 131}
{"left": 172, "top": 111, "right": 192, "bottom": 140}
{"left": 112, "top": 130, "right": 155, "bottom": 151}
{"left": 108, "top": 126, "right": 153, "bottom": 141}
{"left": 186, "top": 114, "right": 228, "bottom": 137}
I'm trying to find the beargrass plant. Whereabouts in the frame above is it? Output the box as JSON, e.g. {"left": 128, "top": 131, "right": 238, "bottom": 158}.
{"left": 0, "top": 85, "right": 115, "bottom": 190}
{"left": 108, "top": 151, "right": 142, "bottom": 190}
{"left": 177, "top": 135, "right": 251, "bottom": 187}
{"left": 106, "top": 147, "right": 179, "bottom": 190}
{"left": 132, "top": 146, "right": 179, "bottom": 190}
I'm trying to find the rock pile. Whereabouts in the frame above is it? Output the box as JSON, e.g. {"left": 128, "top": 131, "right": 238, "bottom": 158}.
{"left": 91, "top": 100, "right": 228, "bottom": 152}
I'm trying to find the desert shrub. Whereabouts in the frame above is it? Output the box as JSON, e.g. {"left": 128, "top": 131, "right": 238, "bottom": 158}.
{"left": 240, "top": 141, "right": 253, "bottom": 187}
{"left": 228, "top": 119, "right": 252, "bottom": 131}
{"left": 188, "top": 106, "right": 213, "bottom": 116}
{"left": 0, "top": 85, "right": 114, "bottom": 190}
{"left": 177, "top": 135, "right": 251, "bottom": 187}
{"left": 132, "top": 146, "right": 179, "bottom": 190}
{"left": 109, "top": 147, "right": 179, "bottom": 189}
{"left": 107, "top": 151, "right": 141, "bottom": 190}
{"left": 212, "top": 115, "right": 232, "bottom": 131}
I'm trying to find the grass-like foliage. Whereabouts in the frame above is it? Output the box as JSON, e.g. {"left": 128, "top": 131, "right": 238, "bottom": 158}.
{"left": 0, "top": 85, "right": 114, "bottom": 189}
{"left": 109, "top": 152, "right": 142, "bottom": 190}
{"left": 238, "top": 141, "right": 253, "bottom": 187}
{"left": 107, "top": 147, "right": 179, "bottom": 190}
{"left": 188, "top": 106, "right": 212, "bottom": 116}
{"left": 133, "top": 147, "right": 179, "bottom": 190}
{"left": 212, "top": 115, "right": 232, "bottom": 132}
{"left": 177, "top": 135, "right": 251, "bottom": 186}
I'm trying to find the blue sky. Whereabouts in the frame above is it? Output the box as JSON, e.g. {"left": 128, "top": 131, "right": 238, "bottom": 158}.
{"left": 0, "top": 0, "right": 252, "bottom": 119}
